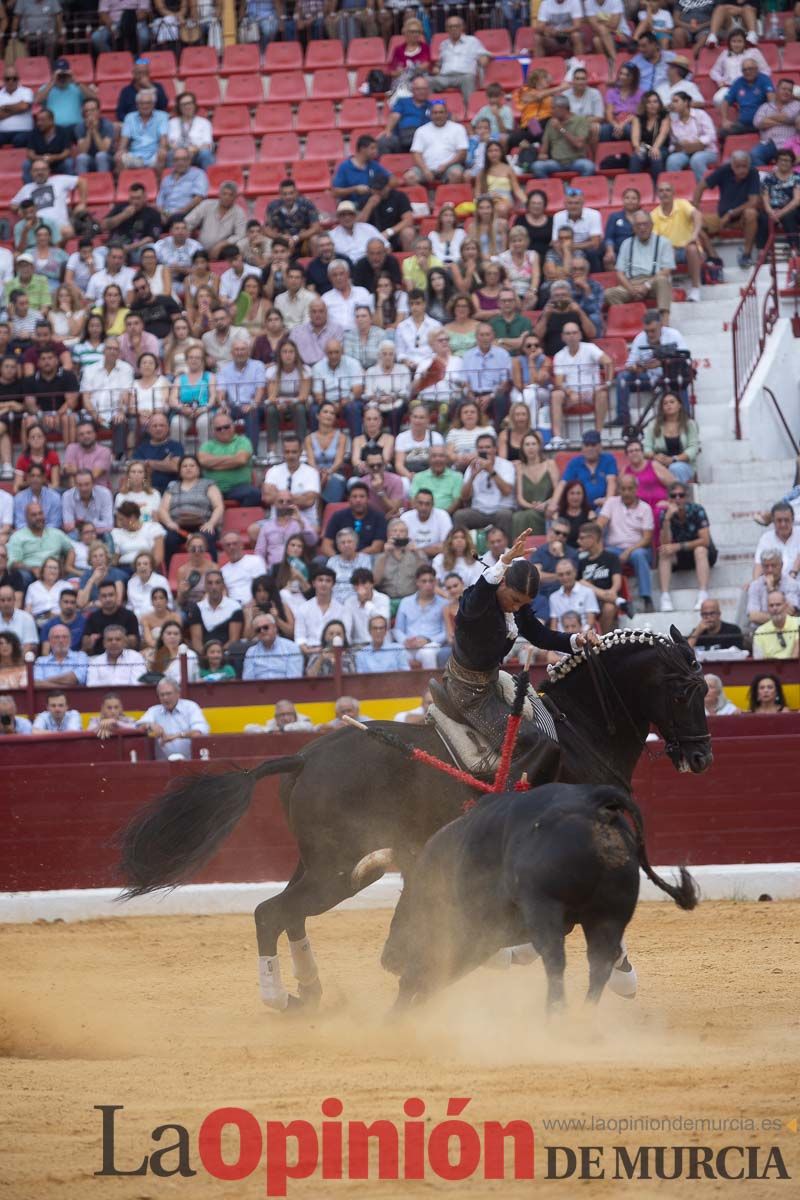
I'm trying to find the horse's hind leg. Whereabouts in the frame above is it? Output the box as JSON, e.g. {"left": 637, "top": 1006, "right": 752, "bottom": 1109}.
{"left": 254, "top": 864, "right": 354, "bottom": 1012}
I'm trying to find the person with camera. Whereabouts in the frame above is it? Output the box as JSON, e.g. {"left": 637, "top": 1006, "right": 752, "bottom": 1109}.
{"left": 359, "top": 449, "right": 406, "bottom": 522}
{"left": 0, "top": 693, "right": 32, "bottom": 735}
{"left": 320, "top": 481, "right": 387, "bottom": 559}
{"left": 534, "top": 279, "right": 598, "bottom": 359}
{"left": 373, "top": 518, "right": 428, "bottom": 603}
{"left": 616, "top": 310, "right": 691, "bottom": 425}
{"left": 454, "top": 432, "right": 516, "bottom": 541}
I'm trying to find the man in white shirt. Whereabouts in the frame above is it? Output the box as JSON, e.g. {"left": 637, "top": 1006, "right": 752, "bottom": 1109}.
{"left": 431, "top": 14, "right": 489, "bottom": 102}
{"left": 410, "top": 102, "right": 469, "bottom": 185}
{"left": 217, "top": 244, "right": 260, "bottom": 304}
{"left": 310, "top": 340, "right": 364, "bottom": 436}
{"left": 754, "top": 505, "right": 800, "bottom": 578}
{"left": 534, "top": 0, "right": 585, "bottom": 57}
{"left": 12, "top": 158, "right": 87, "bottom": 237}
{"left": 32, "top": 691, "right": 83, "bottom": 733}
{"left": 137, "top": 678, "right": 209, "bottom": 760}
{"left": 90, "top": 625, "right": 147, "bottom": 687}
{"left": 274, "top": 265, "right": 314, "bottom": 332}
{"left": 584, "top": 0, "right": 631, "bottom": 61}
{"left": 549, "top": 558, "right": 600, "bottom": 630}
{"left": 401, "top": 488, "right": 452, "bottom": 559}
{"left": 330, "top": 201, "right": 387, "bottom": 263}
{"left": 0, "top": 581, "right": 38, "bottom": 651}
{"left": 394, "top": 291, "right": 442, "bottom": 369}
{"left": 0, "top": 67, "right": 34, "bottom": 145}
{"left": 262, "top": 432, "right": 321, "bottom": 528}
{"left": 343, "top": 568, "right": 391, "bottom": 644}
{"left": 321, "top": 260, "right": 374, "bottom": 329}
{"left": 293, "top": 565, "right": 352, "bottom": 653}
{"left": 454, "top": 432, "right": 516, "bottom": 539}
{"left": 552, "top": 320, "right": 614, "bottom": 437}
{"left": 186, "top": 571, "right": 244, "bottom": 653}
{"left": 220, "top": 531, "right": 266, "bottom": 606}
{"left": 85, "top": 243, "right": 136, "bottom": 304}
{"left": 80, "top": 337, "right": 134, "bottom": 450}
{"left": 552, "top": 189, "right": 605, "bottom": 272}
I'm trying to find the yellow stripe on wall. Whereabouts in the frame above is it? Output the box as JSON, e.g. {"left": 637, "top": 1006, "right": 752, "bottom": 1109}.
{"left": 79, "top": 697, "right": 425, "bottom": 733}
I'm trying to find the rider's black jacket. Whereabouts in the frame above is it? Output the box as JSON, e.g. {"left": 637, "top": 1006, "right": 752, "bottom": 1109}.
{"left": 454, "top": 574, "right": 573, "bottom": 673}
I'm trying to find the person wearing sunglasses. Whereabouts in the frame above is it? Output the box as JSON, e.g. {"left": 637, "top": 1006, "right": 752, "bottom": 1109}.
{"left": 0, "top": 68, "right": 33, "bottom": 148}
{"left": 687, "top": 597, "right": 744, "bottom": 651}
{"left": 197, "top": 411, "right": 260, "bottom": 508}
{"left": 752, "top": 591, "right": 800, "bottom": 661}
{"left": 657, "top": 483, "right": 717, "bottom": 613}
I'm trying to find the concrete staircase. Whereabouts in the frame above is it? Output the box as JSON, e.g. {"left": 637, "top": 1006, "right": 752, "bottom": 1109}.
{"left": 626, "top": 244, "right": 798, "bottom": 637}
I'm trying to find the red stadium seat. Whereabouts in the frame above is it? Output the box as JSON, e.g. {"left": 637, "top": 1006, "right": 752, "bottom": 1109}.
{"left": 116, "top": 169, "right": 158, "bottom": 202}
{"left": 257, "top": 133, "right": 301, "bottom": 165}
{"left": 179, "top": 46, "right": 219, "bottom": 77}
{"left": 303, "top": 130, "right": 345, "bottom": 163}
{"left": 568, "top": 176, "right": 609, "bottom": 206}
{"left": 267, "top": 72, "right": 308, "bottom": 104}
{"left": 782, "top": 42, "right": 800, "bottom": 70}
{"left": 434, "top": 183, "right": 473, "bottom": 209}
{"left": 207, "top": 164, "right": 246, "bottom": 192}
{"left": 246, "top": 162, "right": 286, "bottom": 196}
{"left": 596, "top": 337, "right": 629, "bottom": 372}
{"left": 697, "top": 76, "right": 718, "bottom": 104}
{"left": 346, "top": 37, "right": 386, "bottom": 68}
{"left": 95, "top": 81, "right": 119, "bottom": 115}
{"left": 339, "top": 96, "right": 379, "bottom": 130}
{"left": 760, "top": 42, "right": 781, "bottom": 70}
{"left": 212, "top": 106, "right": 252, "bottom": 138}
{"left": 295, "top": 100, "right": 336, "bottom": 132}
{"left": 526, "top": 55, "right": 566, "bottom": 83}
{"left": 82, "top": 172, "right": 116, "bottom": 208}
{"left": 292, "top": 160, "right": 331, "bottom": 191}
{"left": 143, "top": 50, "right": 176, "bottom": 79}
{"left": 435, "top": 90, "right": 466, "bottom": 118}
{"left": 353, "top": 66, "right": 390, "bottom": 95}
{"left": 722, "top": 132, "right": 758, "bottom": 159}
{"left": 694, "top": 47, "right": 718, "bottom": 77}
{"left": 216, "top": 135, "right": 256, "bottom": 165}
{"left": 431, "top": 33, "right": 447, "bottom": 59}
{"left": 95, "top": 51, "right": 134, "bottom": 82}
{"left": 611, "top": 173, "right": 654, "bottom": 204}
{"left": 466, "top": 90, "right": 489, "bottom": 120}
{"left": 606, "top": 303, "right": 647, "bottom": 338}
{"left": 380, "top": 153, "right": 414, "bottom": 176}
{"left": 656, "top": 170, "right": 696, "bottom": 199}
{"left": 0, "top": 149, "right": 27, "bottom": 179}
{"left": 264, "top": 41, "right": 304, "bottom": 73}
{"left": 225, "top": 75, "right": 265, "bottom": 107}
{"left": 477, "top": 29, "right": 512, "bottom": 55}
{"left": 161, "top": 78, "right": 177, "bottom": 110}
{"left": 321, "top": 501, "right": 349, "bottom": 529}
{"left": 484, "top": 59, "right": 523, "bottom": 89}
{"left": 183, "top": 75, "right": 222, "bottom": 110}
{"left": 579, "top": 54, "right": 612, "bottom": 85}
{"left": 17, "top": 57, "right": 50, "bottom": 89}
{"left": 167, "top": 553, "right": 189, "bottom": 591}
{"left": 305, "top": 41, "right": 344, "bottom": 70}
{"left": 309, "top": 68, "right": 351, "bottom": 100}
{"left": 221, "top": 507, "right": 264, "bottom": 544}
{"left": 526, "top": 177, "right": 566, "bottom": 208}
{"left": 64, "top": 54, "right": 94, "bottom": 84}
{"left": 221, "top": 43, "right": 260, "bottom": 76}
{"left": 513, "top": 26, "right": 534, "bottom": 54}
{"left": 253, "top": 102, "right": 294, "bottom": 136}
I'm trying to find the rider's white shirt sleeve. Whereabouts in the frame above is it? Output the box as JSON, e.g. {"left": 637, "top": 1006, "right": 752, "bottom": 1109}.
{"left": 483, "top": 558, "right": 507, "bottom": 586}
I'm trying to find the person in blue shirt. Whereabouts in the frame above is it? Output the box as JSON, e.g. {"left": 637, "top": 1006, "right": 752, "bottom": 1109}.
{"left": 13, "top": 465, "right": 62, "bottom": 530}
{"left": 32, "top": 691, "right": 83, "bottom": 733}
{"left": 378, "top": 76, "right": 432, "bottom": 155}
{"left": 602, "top": 186, "right": 642, "bottom": 268}
{"left": 242, "top": 614, "right": 304, "bottom": 681}
{"left": 550, "top": 430, "right": 618, "bottom": 510}
{"left": 34, "top": 623, "right": 90, "bottom": 687}
{"left": 355, "top": 614, "right": 411, "bottom": 674}
{"left": 721, "top": 60, "right": 774, "bottom": 135}
{"left": 393, "top": 564, "right": 450, "bottom": 669}
{"left": 332, "top": 135, "right": 391, "bottom": 212}
{"left": 40, "top": 590, "right": 85, "bottom": 652}
{"left": 0, "top": 694, "right": 32, "bottom": 734}
{"left": 116, "top": 61, "right": 169, "bottom": 123}
{"left": 36, "top": 60, "right": 94, "bottom": 134}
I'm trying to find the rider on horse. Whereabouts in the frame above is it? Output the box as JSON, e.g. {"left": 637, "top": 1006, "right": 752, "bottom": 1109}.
{"left": 441, "top": 528, "right": 600, "bottom": 781}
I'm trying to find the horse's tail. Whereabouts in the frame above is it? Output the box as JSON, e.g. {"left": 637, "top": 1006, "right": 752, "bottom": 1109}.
{"left": 591, "top": 786, "right": 699, "bottom": 911}
{"left": 118, "top": 756, "right": 304, "bottom": 899}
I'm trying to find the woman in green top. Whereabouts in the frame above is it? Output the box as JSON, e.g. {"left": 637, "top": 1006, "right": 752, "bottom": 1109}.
{"left": 200, "top": 639, "right": 237, "bottom": 682}
{"left": 513, "top": 430, "right": 560, "bottom": 537}
{"left": 443, "top": 292, "right": 479, "bottom": 357}
{"left": 643, "top": 392, "right": 700, "bottom": 486}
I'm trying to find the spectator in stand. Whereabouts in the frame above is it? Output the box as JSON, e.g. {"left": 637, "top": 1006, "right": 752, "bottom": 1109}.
{"left": 320, "top": 480, "right": 387, "bottom": 558}
{"left": 753, "top": 503, "right": 800, "bottom": 578}
{"left": 761, "top": 149, "right": 800, "bottom": 249}
{"left": 665, "top": 92, "right": 719, "bottom": 183}
{"left": 23, "top": 108, "right": 74, "bottom": 180}
{"left": 656, "top": 55, "right": 705, "bottom": 109}
{"left": 461, "top": 323, "right": 513, "bottom": 428}
{"left": 185, "top": 569, "right": 243, "bottom": 653}
{"left": 87, "top": 692, "right": 139, "bottom": 737}
{"left": 454, "top": 431, "right": 515, "bottom": 540}
{"left": 549, "top": 557, "right": 600, "bottom": 631}
{"left": 185, "top": 182, "right": 247, "bottom": 260}
{"left": 616, "top": 311, "right": 691, "bottom": 424}
{"left": 532, "top": 95, "right": 596, "bottom": 179}
{"left": 12, "top": 158, "right": 86, "bottom": 241}
{"left": 89, "top": 624, "right": 147, "bottom": 686}
{"left": 553, "top": 189, "right": 604, "bottom": 274}
{"left": 290, "top": 297, "right": 343, "bottom": 371}
{"left": 695, "top": 151, "right": 767, "bottom": 271}
{"left": 0, "top": 692, "right": 32, "bottom": 734}
{"left": 409, "top": 101, "right": 469, "bottom": 186}
{"left": 703, "top": 673, "right": 740, "bottom": 716}
{"left": 62, "top": 469, "right": 113, "bottom": 539}
{"left": 132, "top": 410, "right": 183, "bottom": 493}
{"left": 117, "top": 89, "right": 168, "bottom": 173}
{"left": 13, "top": 425, "right": 60, "bottom": 492}
{"left": 85, "top": 244, "right": 134, "bottom": 306}
{"left": 747, "top": 549, "right": 800, "bottom": 630}
{"left": 751, "top": 79, "right": 800, "bottom": 167}
{"left": 344, "top": 305, "right": 385, "bottom": 373}
{"left": 264, "top": 179, "right": 321, "bottom": 258}
{"left": 0, "top": 629, "right": 27, "bottom": 687}
{"left": 708, "top": 27, "right": 767, "bottom": 93}
{"left": 40, "top": 588, "right": 85, "bottom": 652}
{"left": 156, "top": 148, "right": 209, "bottom": 224}
{"left": 576, "top": 521, "right": 622, "bottom": 632}
{"left": 82, "top": 577, "right": 140, "bottom": 653}
{"left": 747, "top": 673, "right": 789, "bottom": 714}
{"left": 273, "top": 266, "right": 313, "bottom": 334}
{"left": 332, "top": 136, "right": 390, "bottom": 214}
{"left": 650, "top": 179, "right": 704, "bottom": 303}
{"left": 22, "top": 341, "right": 79, "bottom": 449}
{"left": 0, "top": 64, "right": 34, "bottom": 149}
{"left": 310, "top": 338, "right": 364, "bottom": 438}
{"left": 598, "top": 475, "right": 655, "bottom": 613}
{"left": 157, "top": 453, "right": 224, "bottom": 564}
{"left": 244, "top": 697, "right": 314, "bottom": 734}
{"left": 197, "top": 412, "right": 259, "bottom": 508}
{"left": 359, "top": 447, "right": 406, "bottom": 520}
{"left": 605, "top": 210, "right": 675, "bottom": 321}
{"left": 529, "top": 518, "right": 580, "bottom": 621}
{"left": 111, "top": 501, "right": 166, "bottom": 573}
{"left": 343, "top": 567, "right": 391, "bottom": 644}
{"left": 395, "top": 290, "right": 442, "bottom": 372}
{"left": 379, "top": 74, "right": 432, "bottom": 156}
{"left": 306, "top": 619, "right": 357, "bottom": 678}
{"left": 7, "top": 504, "right": 74, "bottom": 588}
{"left": 215, "top": 335, "right": 265, "bottom": 453}
{"left": 533, "top": 0, "right": 585, "bottom": 56}
{"left": 241, "top": 574, "right": 295, "bottom": 643}
{"left": 0, "top": 581, "right": 38, "bottom": 650}
{"left": 356, "top": 613, "right": 410, "bottom": 673}
{"left": 33, "top": 622, "right": 89, "bottom": 687}
{"left": 409, "top": 444, "right": 463, "bottom": 515}
{"left": 630, "top": 32, "right": 676, "bottom": 93}
{"left": 13, "top": 465, "right": 62, "bottom": 530}
{"left": 629, "top": 90, "right": 670, "bottom": 178}
{"left": 262, "top": 430, "right": 320, "bottom": 532}
{"left": 687, "top": 597, "right": 744, "bottom": 650}
{"left": 720, "top": 58, "right": 774, "bottom": 137}
{"left": 126, "top": 551, "right": 171, "bottom": 621}
{"left": 430, "top": 14, "right": 489, "bottom": 103}
{"left": 293, "top": 565, "right": 351, "bottom": 654}
{"left": 327, "top": 527, "right": 372, "bottom": 603}
{"left": 321, "top": 261, "right": 374, "bottom": 331}
{"left": 393, "top": 563, "right": 449, "bottom": 668}
{"left": 80, "top": 337, "right": 133, "bottom": 461}
{"left": 643, "top": 391, "right": 699, "bottom": 485}
{"left": 138, "top": 677, "right": 209, "bottom": 760}
{"left": 373, "top": 517, "right": 428, "bottom": 602}
{"left": 116, "top": 60, "right": 168, "bottom": 123}
{"left": 432, "top": 527, "right": 482, "bottom": 588}
{"left": 550, "top": 431, "right": 618, "bottom": 516}
{"left": 753, "top": 591, "right": 800, "bottom": 660}
{"left": 658, "top": 480, "right": 716, "bottom": 611}
{"left": 5, "top": 255, "right": 50, "bottom": 313}
{"left": 401, "top": 488, "right": 452, "bottom": 560}
{"left": 242, "top": 612, "right": 303, "bottom": 681}
{"left": 166, "top": 92, "right": 214, "bottom": 170}
{"left": 32, "top": 691, "right": 83, "bottom": 733}
{"left": 73, "top": 97, "right": 115, "bottom": 176}
{"left": 550, "top": 321, "right": 614, "bottom": 443}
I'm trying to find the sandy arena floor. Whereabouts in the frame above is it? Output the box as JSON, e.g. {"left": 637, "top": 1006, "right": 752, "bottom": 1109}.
{"left": 1, "top": 901, "right": 799, "bottom": 1198}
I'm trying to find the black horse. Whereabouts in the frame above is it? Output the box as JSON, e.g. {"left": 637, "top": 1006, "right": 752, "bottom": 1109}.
{"left": 119, "top": 627, "right": 712, "bottom": 1010}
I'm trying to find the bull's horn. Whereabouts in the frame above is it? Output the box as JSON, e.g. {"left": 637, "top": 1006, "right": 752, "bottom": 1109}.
{"left": 351, "top": 848, "right": 394, "bottom": 889}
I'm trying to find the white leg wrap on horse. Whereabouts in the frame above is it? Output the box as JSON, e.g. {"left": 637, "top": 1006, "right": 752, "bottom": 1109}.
{"left": 289, "top": 937, "right": 320, "bottom": 987}
{"left": 258, "top": 955, "right": 289, "bottom": 1010}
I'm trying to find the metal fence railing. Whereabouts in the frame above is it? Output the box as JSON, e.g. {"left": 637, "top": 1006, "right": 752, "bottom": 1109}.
{"left": 731, "top": 232, "right": 780, "bottom": 440}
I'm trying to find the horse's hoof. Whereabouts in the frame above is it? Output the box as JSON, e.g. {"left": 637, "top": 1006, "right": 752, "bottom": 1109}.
{"left": 298, "top": 978, "right": 323, "bottom": 1009}
{"left": 608, "top": 954, "right": 638, "bottom": 999}
{"left": 285, "top": 993, "right": 304, "bottom": 1012}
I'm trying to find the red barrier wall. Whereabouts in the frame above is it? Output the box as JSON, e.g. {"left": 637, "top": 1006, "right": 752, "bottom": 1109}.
{"left": 2, "top": 721, "right": 800, "bottom": 893}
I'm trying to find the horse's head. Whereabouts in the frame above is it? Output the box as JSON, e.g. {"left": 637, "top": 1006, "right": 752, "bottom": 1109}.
{"left": 652, "top": 625, "right": 713, "bottom": 775}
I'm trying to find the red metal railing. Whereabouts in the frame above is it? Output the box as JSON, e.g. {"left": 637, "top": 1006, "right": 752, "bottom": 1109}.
{"left": 731, "top": 232, "right": 780, "bottom": 439}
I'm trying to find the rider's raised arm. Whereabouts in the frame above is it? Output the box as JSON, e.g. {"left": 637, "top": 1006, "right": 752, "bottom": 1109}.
{"left": 516, "top": 606, "right": 574, "bottom": 654}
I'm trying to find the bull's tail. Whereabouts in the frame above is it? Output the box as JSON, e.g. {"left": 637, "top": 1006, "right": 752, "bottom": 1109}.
{"left": 591, "top": 786, "right": 699, "bottom": 911}
{"left": 118, "top": 756, "right": 304, "bottom": 899}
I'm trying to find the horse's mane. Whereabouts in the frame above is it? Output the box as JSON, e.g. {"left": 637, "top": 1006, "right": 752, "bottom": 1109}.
{"left": 543, "top": 628, "right": 675, "bottom": 687}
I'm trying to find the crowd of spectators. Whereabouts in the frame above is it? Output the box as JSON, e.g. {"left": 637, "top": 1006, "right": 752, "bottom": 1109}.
{"left": 0, "top": 0, "right": 797, "bottom": 733}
